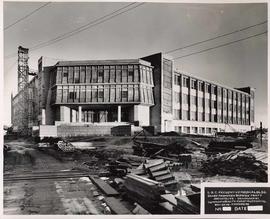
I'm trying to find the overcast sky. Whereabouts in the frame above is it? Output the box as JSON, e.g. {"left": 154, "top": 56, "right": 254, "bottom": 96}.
{"left": 3, "top": 1, "right": 268, "bottom": 127}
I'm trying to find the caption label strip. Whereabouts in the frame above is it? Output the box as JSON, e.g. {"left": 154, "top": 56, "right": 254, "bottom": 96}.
{"left": 205, "top": 187, "right": 270, "bottom": 214}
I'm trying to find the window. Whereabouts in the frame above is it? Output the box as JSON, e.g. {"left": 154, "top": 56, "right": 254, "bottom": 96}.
{"left": 198, "top": 97, "right": 203, "bottom": 107}
{"left": 212, "top": 100, "right": 217, "bottom": 108}
{"left": 183, "top": 77, "right": 189, "bottom": 87}
{"left": 69, "top": 91, "right": 76, "bottom": 100}
{"left": 198, "top": 81, "right": 204, "bottom": 91}
{"left": 183, "top": 126, "right": 190, "bottom": 133}
{"left": 174, "top": 109, "right": 180, "bottom": 119}
{"left": 212, "top": 114, "right": 217, "bottom": 122}
{"left": 98, "top": 90, "right": 104, "bottom": 99}
{"left": 217, "top": 87, "right": 221, "bottom": 96}
{"left": 174, "top": 92, "right": 180, "bottom": 103}
{"left": 128, "top": 66, "right": 134, "bottom": 76}
{"left": 205, "top": 99, "right": 210, "bottom": 108}
{"left": 183, "top": 94, "right": 189, "bottom": 104}
{"left": 183, "top": 110, "right": 189, "bottom": 120}
{"left": 205, "top": 84, "right": 210, "bottom": 93}
{"left": 192, "top": 127, "right": 198, "bottom": 133}
{"left": 191, "top": 96, "right": 196, "bottom": 105}
{"left": 211, "top": 85, "right": 216, "bottom": 94}
{"left": 206, "top": 128, "right": 211, "bottom": 134}
{"left": 74, "top": 67, "right": 80, "bottom": 83}
{"left": 199, "top": 127, "right": 205, "bottom": 134}
{"left": 174, "top": 74, "right": 181, "bottom": 85}
{"left": 198, "top": 112, "right": 203, "bottom": 121}
{"left": 122, "top": 90, "right": 128, "bottom": 99}
{"left": 191, "top": 79, "right": 196, "bottom": 89}
{"left": 191, "top": 111, "right": 197, "bottom": 121}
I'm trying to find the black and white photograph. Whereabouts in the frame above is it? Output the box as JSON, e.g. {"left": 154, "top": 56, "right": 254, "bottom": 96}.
{"left": 2, "top": 0, "right": 268, "bottom": 216}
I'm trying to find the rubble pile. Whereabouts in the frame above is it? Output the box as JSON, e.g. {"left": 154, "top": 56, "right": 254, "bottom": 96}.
{"left": 57, "top": 140, "right": 75, "bottom": 152}
{"left": 201, "top": 150, "right": 267, "bottom": 182}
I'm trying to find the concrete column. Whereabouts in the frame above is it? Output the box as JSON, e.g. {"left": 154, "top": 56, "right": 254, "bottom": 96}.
{"left": 42, "top": 109, "right": 46, "bottom": 125}
{"left": 117, "top": 105, "right": 121, "bottom": 122}
{"left": 78, "top": 106, "right": 82, "bottom": 123}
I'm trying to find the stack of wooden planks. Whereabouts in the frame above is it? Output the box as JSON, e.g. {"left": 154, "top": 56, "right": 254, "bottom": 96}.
{"left": 144, "top": 159, "right": 178, "bottom": 189}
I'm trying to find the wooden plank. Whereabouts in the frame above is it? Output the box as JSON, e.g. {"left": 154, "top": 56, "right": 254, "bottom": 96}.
{"left": 89, "top": 176, "right": 119, "bottom": 196}
{"left": 105, "top": 197, "right": 131, "bottom": 214}
{"left": 155, "top": 174, "right": 174, "bottom": 182}
{"left": 151, "top": 170, "right": 170, "bottom": 178}
{"left": 160, "top": 194, "right": 177, "bottom": 206}
{"left": 144, "top": 159, "right": 164, "bottom": 169}
{"left": 149, "top": 163, "right": 167, "bottom": 172}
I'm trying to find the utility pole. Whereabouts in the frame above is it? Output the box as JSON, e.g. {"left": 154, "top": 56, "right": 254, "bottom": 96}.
{"left": 260, "top": 121, "right": 263, "bottom": 147}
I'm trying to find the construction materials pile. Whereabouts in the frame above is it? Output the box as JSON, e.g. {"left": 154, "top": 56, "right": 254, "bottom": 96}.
{"left": 57, "top": 140, "right": 75, "bottom": 152}
{"left": 206, "top": 139, "right": 253, "bottom": 154}
{"left": 201, "top": 150, "right": 267, "bottom": 182}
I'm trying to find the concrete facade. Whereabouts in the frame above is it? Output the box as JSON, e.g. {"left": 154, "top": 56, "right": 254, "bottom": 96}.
{"left": 11, "top": 52, "right": 255, "bottom": 135}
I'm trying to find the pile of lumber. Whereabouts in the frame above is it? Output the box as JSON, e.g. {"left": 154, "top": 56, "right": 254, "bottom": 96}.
{"left": 123, "top": 174, "right": 166, "bottom": 209}
{"left": 143, "top": 159, "right": 178, "bottom": 190}
{"left": 201, "top": 150, "right": 267, "bottom": 182}
{"left": 57, "top": 140, "right": 75, "bottom": 152}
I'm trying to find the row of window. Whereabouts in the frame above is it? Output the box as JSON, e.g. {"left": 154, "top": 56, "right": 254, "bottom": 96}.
{"left": 174, "top": 74, "right": 251, "bottom": 101}
{"left": 174, "top": 92, "right": 250, "bottom": 109}
{"left": 175, "top": 126, "right": 218, "bottom": 134}
{"left": 173, "top": 109, "right": 250, "bottom": 125}
{"left": 51, "top": 85, "right": 154, "bottom": 105}
{"left": 54, "top": 65, "right": 153, "bottom": 85}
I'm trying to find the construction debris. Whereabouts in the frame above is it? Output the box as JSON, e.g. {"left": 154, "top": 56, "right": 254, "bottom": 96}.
{"left": 201, "top": 150, "right": 267, "bottom": 182}
{"left": 104, "top": 197, "right": 131, "bottom": 214}
{"left": 206, "top": 139, "right": 253, "bottom": 154}
{"left": 143, "top": 159, "right": 178, "bottom": 191}
{"left": 132, "top": 202, "right": 151, "bottom": 214}
{"left": 57, "top": 140, "right": 75, "bottom": 152}
{"left": 123, "top": 174, "right": 166, "bottom": 209}
{"left": 89, "top": 176, "right": 119, "bottom": 197}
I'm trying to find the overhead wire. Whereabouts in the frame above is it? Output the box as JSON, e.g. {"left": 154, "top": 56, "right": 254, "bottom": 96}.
{"left": 165, "top": 20, "right": 267, "bottom": 54}
{"left": 4, "top": 2, "right": 145, "bottom": 59}
{"left": 173, "top": 31, "right": 267, "bottom": 60}
{"left": 4, "top": 2, "right": 51, "bottom": 30}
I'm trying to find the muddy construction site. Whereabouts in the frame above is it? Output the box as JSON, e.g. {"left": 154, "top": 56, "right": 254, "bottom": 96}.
{"left": 4, "top": 133, "right": 268, "bottom": 215}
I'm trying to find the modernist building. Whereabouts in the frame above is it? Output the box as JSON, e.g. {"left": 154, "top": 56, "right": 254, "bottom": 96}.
{"left": 11, "top": 52, "right": 255, "bottom": 135}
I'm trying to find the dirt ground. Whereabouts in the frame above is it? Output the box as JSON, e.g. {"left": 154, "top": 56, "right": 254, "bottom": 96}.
{"left": 3, "top": 136, "right": 267, "bottom": 215}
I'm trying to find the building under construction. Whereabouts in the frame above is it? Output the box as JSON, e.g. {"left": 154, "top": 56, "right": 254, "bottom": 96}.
{"left": 11, "top": 49, "right": 255, "bottom": 136}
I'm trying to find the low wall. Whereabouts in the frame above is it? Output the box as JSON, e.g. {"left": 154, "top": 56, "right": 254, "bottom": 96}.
{"left": 39, "top": 125, "right": 57, "bottom": 138}
{"left": 57, "top": 125, "right": 112, "bottom": 137}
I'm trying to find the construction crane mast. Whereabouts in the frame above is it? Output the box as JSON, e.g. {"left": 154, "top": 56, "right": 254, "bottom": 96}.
{"left": 18, "top": 46, "right": 29, "bottom": 92}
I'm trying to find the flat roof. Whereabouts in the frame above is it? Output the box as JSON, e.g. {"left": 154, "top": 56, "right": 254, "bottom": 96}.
{"left": 55, "top": 58, "right": 152, "bottom": 67}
